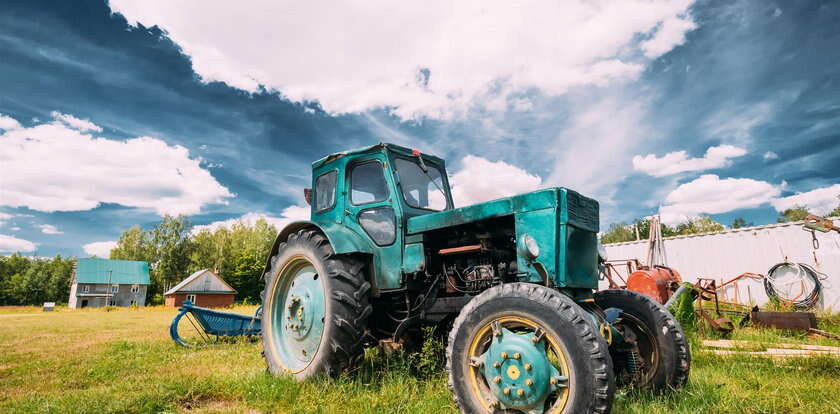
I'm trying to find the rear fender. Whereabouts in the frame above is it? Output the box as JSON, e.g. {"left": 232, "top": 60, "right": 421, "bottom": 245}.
{"left": 262, "top": 220, "right": 373, "bottom": 276}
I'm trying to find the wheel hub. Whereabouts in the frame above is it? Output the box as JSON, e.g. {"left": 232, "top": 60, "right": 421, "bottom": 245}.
{"left": 270, "top": 259, "right": 326, "bottom": 371}
{"left": 479, "top": 327, "right": 564, "bottom": 412}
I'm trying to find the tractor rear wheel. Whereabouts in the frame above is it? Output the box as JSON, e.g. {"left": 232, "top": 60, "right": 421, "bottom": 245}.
{"left": 447, "top": 283, "right": 615, "bottom": 414}
{"left": 594, "top": 289, "right": 690, "bottom": 391}
{"left": 261, "top": 229, "right": 371, "bottom": 379}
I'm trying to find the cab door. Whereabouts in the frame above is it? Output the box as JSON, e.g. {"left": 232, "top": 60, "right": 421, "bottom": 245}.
{"left": 342, "top": 154, "right": 404, "bottom": 292}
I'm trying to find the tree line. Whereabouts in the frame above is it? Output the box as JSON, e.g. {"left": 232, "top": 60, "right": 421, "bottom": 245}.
{"left": 109, "top": 215, "right": 278, "bottom": 304}
{"left": 601, "top": 203, "right": 840, "bottom": 244}
{"left": 0, "top": 255, "right": 75, "bottom": 306}
{"left": 0, "top": 216, "right": 278, "bottom": 306}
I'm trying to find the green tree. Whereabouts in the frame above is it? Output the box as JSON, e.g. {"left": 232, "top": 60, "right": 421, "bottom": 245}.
{"left": 111, "top": 215, "right": 278, "bottom": 304}
{"left": 187, "top": 218, "right": 277, "bottom": 301}
{"left": 828, "top": 195, "right": 840, "bottom": 217}
{"left": 730, "top": 217, "right": 753, "bottom": 229}
{"left": 600, "top": 223, "right": 636, "bottom": 244}
{"left": 776, "top": 206, "right": 811, "bottom": 223}
{"left": 0, "top": 254, "right": 31, "bottom": 305}
{"left": 110, "top": 226, "right": 152, "bottom": 262}
{"left": 674, "top": 216, "right": 725, "bottom": 235}
{"left": 600, "top": 218, "right": 677, "bottom": 244}
{"left": 1, "top": 255, "right": 74, "bottom": 305}
{"left": 150, "top": 215, "right": 194, "bottom": 297}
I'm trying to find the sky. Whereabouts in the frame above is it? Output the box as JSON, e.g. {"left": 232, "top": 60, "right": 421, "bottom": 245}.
{"left": 1, "top": 0, "right": 839, "bottom": 257}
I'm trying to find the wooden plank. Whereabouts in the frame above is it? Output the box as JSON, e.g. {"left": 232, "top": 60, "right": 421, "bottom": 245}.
{"left": 701, "top": 339, "right": 840, "bottom": 353}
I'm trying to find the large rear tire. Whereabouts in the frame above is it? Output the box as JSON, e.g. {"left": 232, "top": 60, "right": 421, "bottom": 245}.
{"left": 594, "top": 289, "right": 690, "bottom": 391}
{"left": 261, "top": 229, "right": 371, "bottom": 379}
{"left": 447, "top": 283, "right": 614, "bottom": 414}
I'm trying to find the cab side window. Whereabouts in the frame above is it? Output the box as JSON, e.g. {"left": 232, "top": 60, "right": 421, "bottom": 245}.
{"left": 350, "top": 161, "right": 389, "bottom": 204}
{"left": 315, "top": 171, "right": 337, "bottom": 212}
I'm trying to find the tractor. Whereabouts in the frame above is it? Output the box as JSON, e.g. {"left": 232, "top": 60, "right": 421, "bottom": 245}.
{"left": 260, "top": 143, "right": 690, "bottom": 413}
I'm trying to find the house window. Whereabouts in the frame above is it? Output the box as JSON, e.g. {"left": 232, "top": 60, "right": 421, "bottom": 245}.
{"left": 131, "top": 284, "right": 139, "bottom": 294}
{"left": 110, "top": 285, "right": 119, "bottom": 293}
{"left": 82, "top": 285, "right": 89, "bottom": 293}
{"left": 186, "top": 294, "right": 196, "bottom": 304}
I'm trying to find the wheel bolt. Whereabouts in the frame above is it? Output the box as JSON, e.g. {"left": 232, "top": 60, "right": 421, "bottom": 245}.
{"left": 492, "top": 362, "right": 501, "bottom": 368}
{"left": 493, "top": 376, "right": 501, "bottom": 384}
{"left": 517, "top": 388, "right": 524, "bottom": 396}
{"left": 525, "top": 379, "right": 533, "bottom": 386}
{"left": 524, "top": 363, "right": 532, "bottom": 371}
{"left": 530, "top": 336, "right": 539, "bottom": 343}
{"left": 503, "top": 388, "right": 510, "bottom": 395}
{"left": 513, "top": 352, "right": 520, "bottom": 360}
{"left": 500, "top": 352, "right": 508, "bottom": 359}
{"left": 550, "top": 378, "right": 557, "bottom": 385}
{"left": 489, "top": 401, "right": 498, "bottom": 408}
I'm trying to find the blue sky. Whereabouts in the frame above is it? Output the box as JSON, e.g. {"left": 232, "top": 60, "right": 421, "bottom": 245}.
{"left": 1, "top": 0, "right": 839, "bottom": 257}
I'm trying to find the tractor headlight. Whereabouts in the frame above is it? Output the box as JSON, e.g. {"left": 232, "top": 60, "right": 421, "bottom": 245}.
{"left": 520, "top": 234, "right": 540, "bottom": 259}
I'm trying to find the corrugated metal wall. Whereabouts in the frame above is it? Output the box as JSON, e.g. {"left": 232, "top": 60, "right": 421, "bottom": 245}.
{"left": 602, "top": 219, "right": 840, "bottom": 310}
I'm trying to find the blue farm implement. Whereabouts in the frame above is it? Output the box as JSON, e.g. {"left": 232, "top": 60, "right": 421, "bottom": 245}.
{"left": 170, "top": 300, "right": 261, "bottom": 347}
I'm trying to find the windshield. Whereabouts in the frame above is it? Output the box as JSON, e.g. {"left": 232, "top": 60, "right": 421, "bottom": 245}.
{"left": 394, "top": 158, "right": 448, "bottom": 211}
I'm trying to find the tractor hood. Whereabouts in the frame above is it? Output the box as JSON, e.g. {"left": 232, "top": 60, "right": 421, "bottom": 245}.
{"left": 407, "top": 187, "right": 599, "bottom": 235}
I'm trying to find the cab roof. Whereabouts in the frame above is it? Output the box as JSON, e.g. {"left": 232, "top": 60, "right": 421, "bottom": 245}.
{"left": 311, "top": 142, "right": 445, "bottom": 169}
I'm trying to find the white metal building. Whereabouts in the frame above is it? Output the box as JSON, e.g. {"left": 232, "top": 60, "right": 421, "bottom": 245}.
{"left": 602, "top": 219, "right": 840, "bottom": 311}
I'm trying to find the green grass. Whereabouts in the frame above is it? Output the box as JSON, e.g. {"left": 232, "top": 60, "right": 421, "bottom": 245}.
{"left": 0, "top": 306, "right": 838, "bottom": 414}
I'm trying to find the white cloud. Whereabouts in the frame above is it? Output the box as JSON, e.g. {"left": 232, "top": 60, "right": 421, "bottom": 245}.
{"left": 83, "top": 241, "right": 117, "bottom": 257}
{"left": 771, "top": 184, "right": 840, "bottom": 216}
{"left": 38, "top": 224, "right": 63, "bottom": 235}
{"left": 0, "top": 114, "right": 21, "bottom": 131}
{"left": 192, "top": 205, "right": 310, "bottom": 234}
{"left": 110, "top": 0, "right": 697, "bottom": 120}
{"left": 0, "top": 212, "right": 11, "bottom": 227}
{"left": 633, "top": 144, "right": 747, "bottom": 177}
{"left": 450, "top": 155, "right": 542, "bottom": 206}
{"left": 763, "top": 151, "right": 779, "bottom": 160}
{"left": 641, "top": 15, "right": 697, "bottom": 58}
{"left": 50, "top": 111, "right": 102, "bottom": 132}
{"left": 545, "top": 93, "right": 651, "bottom": 204}
{"left": 0, "top": 234, "right": 37, "bottom": 253}
{"left": 0, "top": 113, "right": 233, "bottom": 216}
{"left": 9, "top": 227, "right": 21, "bottom": 232}
{"left": 659, "top": 174, "right": 781, "bottom": 225}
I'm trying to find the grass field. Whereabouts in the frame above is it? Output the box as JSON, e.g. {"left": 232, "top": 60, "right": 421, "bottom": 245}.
{"left": 1, "top": 305, "right": 839, "bottom": 414}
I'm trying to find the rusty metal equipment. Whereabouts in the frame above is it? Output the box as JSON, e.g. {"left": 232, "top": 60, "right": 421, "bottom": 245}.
{"left": 749, "top": 310, "right": 817, "bottom": 331}
{"left": 601, "top": 259, "right": 642, "bottom": 289}
{"left": 694, "top": 278, "right": 735, "bottom": 333}
{"left": 803, "top": 214, "right": 839, "bottom": 249}
{"left": 627, "top": 266, "right": 682, "bottom": 304}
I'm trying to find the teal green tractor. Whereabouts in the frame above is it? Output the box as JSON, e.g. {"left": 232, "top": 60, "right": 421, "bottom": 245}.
{"left": 261, "top": 143, "right": 690, "bottom": 413}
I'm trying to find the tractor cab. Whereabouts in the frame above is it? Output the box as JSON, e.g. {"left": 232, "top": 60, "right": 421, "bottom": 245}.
{"left": 305, "top": 143, "right": 452, "bottom": 291}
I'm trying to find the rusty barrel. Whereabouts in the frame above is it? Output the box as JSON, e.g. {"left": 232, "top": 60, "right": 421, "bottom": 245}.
{"left": 626, "top": 266, "right": 682, "bottom": 304}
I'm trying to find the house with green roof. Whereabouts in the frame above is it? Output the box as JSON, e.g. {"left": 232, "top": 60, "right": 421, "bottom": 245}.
{"left": 68, "top": 258, "right": 151, "bottom": 308}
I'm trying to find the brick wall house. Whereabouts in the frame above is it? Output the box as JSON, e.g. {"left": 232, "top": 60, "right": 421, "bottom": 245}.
{"left": 164, "top": 269, "right": 237, "bottom": 308}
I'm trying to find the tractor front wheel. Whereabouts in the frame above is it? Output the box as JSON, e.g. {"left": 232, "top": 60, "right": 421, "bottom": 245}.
{"left": 261, "top": 229, "right": 371, "bottom": 379}
{"left": 447, "top": 283, "right": 615, "bottom": 414}
{"left": 594, "top": 289, "right": 690, "bottom": 391}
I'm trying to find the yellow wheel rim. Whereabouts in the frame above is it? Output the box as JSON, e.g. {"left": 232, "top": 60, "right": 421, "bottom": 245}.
{"left": 466, "top": 316, "right": 572, "bottom": 413}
